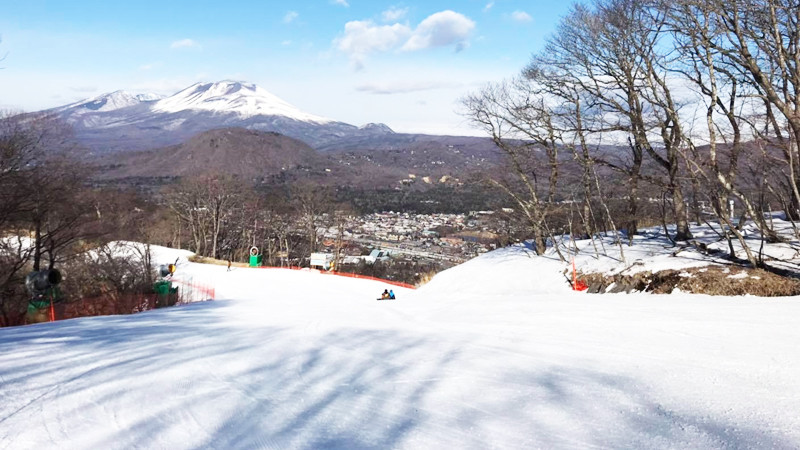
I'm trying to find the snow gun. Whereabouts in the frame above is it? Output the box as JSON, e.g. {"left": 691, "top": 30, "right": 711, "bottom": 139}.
{"left": 25, "top": 269, "right": 63, "bottom": 323}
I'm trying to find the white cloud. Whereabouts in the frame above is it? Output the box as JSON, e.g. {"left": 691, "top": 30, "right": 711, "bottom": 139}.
{"left": 332, "top": 0, "right": 349, "bottom": 6}
{"left": 356, "top": 80, "right": 463, "bottom": 95}
{"left": 335, "top": 10, "right": 475, "bottom": 68}
{"left": 511, "top": 11, "right": 532, "bottom": 23}
{"left": 283, "top": 11, "right": 299, "bottom": 24}
{"left": 401, "top": 10, "right": 475, "bottom": 52}
{"left": 170, "top": 39, "right": 199, "bottom": 49}
{"left": 483, "top": 2, "right": 495, "bottom": 12}
{"left": 382, "top": 6, "right": 409, "bottom": 22}
{"left": 334, "top": 21, "right": 413, "bottom": 69}
{"left": 281, "top": 40, "right": 292, "bottom": 46}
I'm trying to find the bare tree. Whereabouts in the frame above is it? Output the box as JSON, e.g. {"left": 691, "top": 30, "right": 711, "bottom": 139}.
{"left": 290, "top": 184, "right": 333, "bottom": 257}
{"left": 531, "top": 0, "right": 696, "bottom": 241}
{"left": 660, "top": 0, "right": 798, "bottom": 264}
{"left": 706, "top": 0, "right": 800, "bottom": 219}
{"left": 0, "top": 113, "right": 106, "bottom": 325}
{"left": 165, "top": 176, "right": 211, "bottom": 256}
{"left": 331, "top": 205, "right": 355, "bottom": 270}
{"left": 205, "top": 175, "right": 247, "bottom": 260}
{"left": 459, "top": 0, "right": 800, "bottom": 268}
{"left": 164, "top": 173, "right": 250, "bottom": 259}
{"left": 462, "top": 81, "right": 559, "bottom": 255}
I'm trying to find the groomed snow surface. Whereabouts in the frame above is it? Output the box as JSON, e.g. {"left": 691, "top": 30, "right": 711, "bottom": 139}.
{"left": 2, "top": 227, "right": 800, "bottom": 449}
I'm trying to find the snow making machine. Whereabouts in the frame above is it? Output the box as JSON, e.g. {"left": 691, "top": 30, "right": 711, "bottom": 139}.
{"left": 153, "top": 263, "right": 179, "bottom": 308}
{"left": 25, "top": 268, "right": 63, "bottom": 323}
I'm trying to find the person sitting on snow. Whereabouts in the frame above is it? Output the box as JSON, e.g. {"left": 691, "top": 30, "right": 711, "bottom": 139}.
{"left": 381, "top": 289, "right": 390, "bottom": 299}
{"left": 389, "top": 290, "right": 395, "bottom": 299}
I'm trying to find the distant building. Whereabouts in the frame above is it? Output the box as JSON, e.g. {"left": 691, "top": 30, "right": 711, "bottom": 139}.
{"left": 310, "top": 252, "right": 334, "bottom": 270}
{"left": 342, "top": 255, "right": 365, "bottom": 265}
{"left": 364, "top": 249, "right": 392, "bottom": 264}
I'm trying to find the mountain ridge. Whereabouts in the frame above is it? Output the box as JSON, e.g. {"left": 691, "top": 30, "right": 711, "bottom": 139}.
{"left": 41, "top": 80, "right": 395, "bottom": 153}
{"left": 151, "top": 80, "right": 335, "bottom": 124}
{"left": 96, "top": 127, "right": 325, "bottom": 179}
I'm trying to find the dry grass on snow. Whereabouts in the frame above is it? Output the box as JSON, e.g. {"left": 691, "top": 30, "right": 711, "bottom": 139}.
{"left": 580, "top": 265, "right": 800, "bottom": 297}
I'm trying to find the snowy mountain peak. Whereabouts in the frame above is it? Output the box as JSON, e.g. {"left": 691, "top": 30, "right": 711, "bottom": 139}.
{"left": 63, "top": 90, "right": 142, "bottom": 113}
{"left": 359, "top": 123, "right": 395, "bottom": 133}
{"left": 152, "top": 80, "right": 334, "bottom": 124}
{"left": 57, "top": 90, "right": 164, "bottom": 115}
{"left": 135, "top": 93, "right": 166, "bottom": 102}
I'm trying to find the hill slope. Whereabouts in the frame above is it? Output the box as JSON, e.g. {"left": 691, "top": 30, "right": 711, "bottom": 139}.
{"left": 96, "top": 127, "right": 324, "bottom": 179}
{"left": 1, "top": 240, "right": 799, "bottom": 448}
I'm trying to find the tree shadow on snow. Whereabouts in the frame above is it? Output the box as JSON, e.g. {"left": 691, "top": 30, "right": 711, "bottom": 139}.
{"left": 1, "top": 306, "right": 797, "bottom": 449}
{"left": 446, "top": 365, "right": 797, "bottom": 449}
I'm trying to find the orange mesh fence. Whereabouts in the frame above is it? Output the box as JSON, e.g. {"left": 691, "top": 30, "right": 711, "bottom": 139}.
{"left": 50, "top": 278, "right": 216, "bottom": 323}
{"left": 54, "top": 293, "right": 160, "bottom": 320}
{"left": 24, "top": 266, "right": 411, "bottom": 326}
{"left": 171, "top": 277, "right": 216, "bottom": 302}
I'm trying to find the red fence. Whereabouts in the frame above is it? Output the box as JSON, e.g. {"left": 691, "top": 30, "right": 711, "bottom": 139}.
{"left": 54, "top": 293, "right": 167, "bottom": 321}
{"left": 21, "top": 267, "right": 411, "bottom": 327}
{"left": 42, "top": 278, "right": 216, "bottom": 324}
{"left": 171, "top": 277, "right": 217, "bottom": 303}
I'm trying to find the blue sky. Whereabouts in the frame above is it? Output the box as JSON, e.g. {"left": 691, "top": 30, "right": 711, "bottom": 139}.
{"left": 0, "top": 1, "right": 574, "bottom": 135}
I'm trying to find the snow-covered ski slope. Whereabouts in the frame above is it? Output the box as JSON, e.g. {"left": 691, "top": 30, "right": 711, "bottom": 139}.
{"left": 2, "top": 241, "right": 800, "bottom": 449}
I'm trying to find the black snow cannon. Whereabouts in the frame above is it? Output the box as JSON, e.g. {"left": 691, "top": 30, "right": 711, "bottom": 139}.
{"left": 25, "top": 269, "right": 63, "bottom": 323}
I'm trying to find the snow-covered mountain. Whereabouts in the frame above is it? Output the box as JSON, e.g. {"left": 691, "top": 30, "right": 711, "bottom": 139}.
{"left": 152, "top": 81, "right": 333, "bottom": 124}
{"left": 359, "top": 122, "right": 395, "bottom": 133}
{"left": 133, "top": 93, "right": 167, "bottom": 102}
{"left": 41, "top": 80, "right": 393, "bottom": 153}
{"left": 55, "top": 90, "right": 160, "bottom": 114}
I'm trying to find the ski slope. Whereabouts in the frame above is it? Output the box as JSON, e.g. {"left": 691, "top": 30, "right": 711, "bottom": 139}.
{"left": 2, "top": 243, "right": 800, "bottom": 449}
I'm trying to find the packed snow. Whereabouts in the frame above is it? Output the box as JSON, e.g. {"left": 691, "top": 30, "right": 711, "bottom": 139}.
{"left": 571, "top": 214, "right": 800, "bottom": 277}
{"left": 2, "top": 227, "right": 800, "bottom": 448}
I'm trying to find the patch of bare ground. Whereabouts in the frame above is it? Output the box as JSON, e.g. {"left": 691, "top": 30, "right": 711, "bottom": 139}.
{"left": 579, "top": 265, "right": 800, "bottom": 297}
{"left": 415, "top": 270, "right": 439, "bottom": 288}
